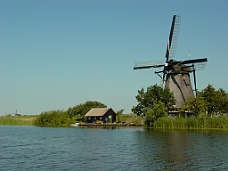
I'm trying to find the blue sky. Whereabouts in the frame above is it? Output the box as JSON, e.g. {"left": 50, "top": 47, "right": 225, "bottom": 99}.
{"left": 1, "top": 0, "right": 227, "bottom": 115}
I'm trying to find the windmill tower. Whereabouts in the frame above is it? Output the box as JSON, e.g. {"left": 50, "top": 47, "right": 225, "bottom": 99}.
{"left": 134, "top": 15, "right": 207, "bottom": 109}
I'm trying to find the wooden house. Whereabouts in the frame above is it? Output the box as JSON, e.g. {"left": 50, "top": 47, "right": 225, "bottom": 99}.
{"left": 85, "top": 108, "right": 116, "bottom": 124}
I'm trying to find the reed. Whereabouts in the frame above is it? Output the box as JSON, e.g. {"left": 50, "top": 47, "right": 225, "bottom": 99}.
{"left": 155, "top": 115, "right": 228, "bottom": 130}
{"left": 0, "top": 116, "right": 36, "bottom": 125}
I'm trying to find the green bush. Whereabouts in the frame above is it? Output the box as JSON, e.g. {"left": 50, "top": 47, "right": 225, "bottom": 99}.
{"left": 33, "top": 110, "right": 71, "bottom": 127}
{"left": 33, "top": 100, "right": 107, "bottom": 127}
{"left": 144, "top": 101, "right": 168, "bottom": 126}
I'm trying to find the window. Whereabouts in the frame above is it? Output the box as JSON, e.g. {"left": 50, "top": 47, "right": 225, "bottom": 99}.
{"left": 100, "top": 117, "right": 102, "bottom": 120}
{"left": 88, "top": 117, "right": 91, "bottom": 120}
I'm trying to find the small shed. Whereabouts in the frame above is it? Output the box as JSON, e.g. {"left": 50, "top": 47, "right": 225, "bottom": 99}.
{"left": 85, "top": 108, "right": 116, "bottom": 123}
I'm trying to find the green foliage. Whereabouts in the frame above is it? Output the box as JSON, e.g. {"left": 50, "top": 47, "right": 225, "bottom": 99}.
{"left": 33, "top": 100, "right": 107, "bottom": 127}
{"left": 199, "top": 84, "right": 219, "bottom": 114}
{"left": 180, "top": 96, "right": 207, "bottom": 115}
{"left": 181, "top": 84, "right": 228, "bottom": 115}
{"left": 144, "top": 101, "right": 168, "bottom": 126}
{"left": 34, "top": 110, "right": 71, "bottom": 126}
{"left": 66, "top": 101, "right": 107, "bottom": 119}
{"left": 116, "top": 109, "right": 124, "bottom": 123}
{"left": 132, "top": 84, "right": 175, "bottom": 115}
{"left": 217, "top": 88, "right": 228, "bottom": 113}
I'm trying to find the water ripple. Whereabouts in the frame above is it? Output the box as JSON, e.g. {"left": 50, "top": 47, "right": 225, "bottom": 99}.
{"left": 0, "top": 126, "right": 228, "bottom": 171}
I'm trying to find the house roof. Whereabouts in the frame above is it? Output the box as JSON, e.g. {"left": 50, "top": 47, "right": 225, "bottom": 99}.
{"left": 85, "top": 108, "right": 116, "bottom": 117}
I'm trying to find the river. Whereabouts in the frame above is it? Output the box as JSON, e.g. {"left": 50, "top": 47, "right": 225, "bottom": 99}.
{"left": 0, "top": 126, "right": 228, "bottom": 171}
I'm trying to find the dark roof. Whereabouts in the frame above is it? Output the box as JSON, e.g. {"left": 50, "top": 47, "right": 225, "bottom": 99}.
{"left": 85, "top": 108, "right": 116, "bottom": 117}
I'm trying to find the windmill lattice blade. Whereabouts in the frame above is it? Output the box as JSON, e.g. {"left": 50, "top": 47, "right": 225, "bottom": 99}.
{"left": 165, "top": 14, "right": 181, "bottom": 61}
{"left": 194, "top": 62, "right": 207, "bottom": 70}
{"left": 180, "top": 58, "right": 207, "bottom": 65}
{"left": 134, "top": 60, "right": 164, "bottom": 70}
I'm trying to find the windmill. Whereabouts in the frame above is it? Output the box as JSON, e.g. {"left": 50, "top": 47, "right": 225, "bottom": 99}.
{"left": 12, "top": 110, "right": 21, "bottom": 116}
{"left": 133, "top": 15, "right": 207, "bottom": 109}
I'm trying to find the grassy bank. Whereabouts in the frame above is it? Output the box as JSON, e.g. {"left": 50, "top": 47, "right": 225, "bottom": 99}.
{"left": 0, "top": 116, "right": 37, "bottom": 125}
{"left": 117, "top": 114, "right": 142, "bottom": 124}
{"left": 2, "top": 114, "right": 228, "bottom": 131}
{"left": 154, "top": 116, "right": 228, "bottom": 130}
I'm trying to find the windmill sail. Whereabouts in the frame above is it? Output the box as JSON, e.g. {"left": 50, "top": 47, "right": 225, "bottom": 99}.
{"left": 165, "top": 14, "right": 181, "bottom": 61}
{"left": 133, "top": 14, "right": 208, "bottom": 111}
{"left": 134, "top": 60, "right": 164, "bottom": 70}
{"left": 167, "top": 58, "right": 208, "bottom": 68}
{"left": 163, "top": 15, "right": 181, "bottom": 85}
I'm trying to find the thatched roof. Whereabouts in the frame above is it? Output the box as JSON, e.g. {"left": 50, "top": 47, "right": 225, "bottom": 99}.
{"left": 85, "top": 108, "right": 116, "bottom": 117}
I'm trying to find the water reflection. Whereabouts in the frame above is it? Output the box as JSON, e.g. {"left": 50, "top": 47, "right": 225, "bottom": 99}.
{"left": 134, "top": 129, "right": 228, "bottom": 170}
{"left": 159, "top": 131, "right": 193, "bottom": 170}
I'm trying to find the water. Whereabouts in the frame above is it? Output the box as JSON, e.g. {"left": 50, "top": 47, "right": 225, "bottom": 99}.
{"left": 0, "top": 126, "right": 228, "bottom": 171}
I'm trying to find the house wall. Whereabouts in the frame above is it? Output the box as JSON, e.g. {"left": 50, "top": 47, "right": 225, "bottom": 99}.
{"left": 86, "top": 116, "right": 104, "bottom": 123}
{"left": 103, "top": 110, "right": 116, "bottom": 123}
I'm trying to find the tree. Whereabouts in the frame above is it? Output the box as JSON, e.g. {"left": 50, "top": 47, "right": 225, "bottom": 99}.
{"left": 180, "top": 96, "right": 207, "bottom": 116}
{"left": 181, "top": 85, "right": 228, "bottom": 116}
{"left": 132, "top": 84, "right": 175, "bottom": 115}
{"left": 216, "top": 88, "right": 228, "bottom": 114}
{"left": 198, "top": 84, "right": 217, "bottom": 115}
{"left": 34, "top": 110, "right": 70, "bottom": 126}
{"left": 144, "top": 101, "right": 168, "bottom": 126}
{"left": 66, "top": 101, "right": 107, "bottom": 118}
{"left": 199, "top": 85, "right": 228, "bottom": 115}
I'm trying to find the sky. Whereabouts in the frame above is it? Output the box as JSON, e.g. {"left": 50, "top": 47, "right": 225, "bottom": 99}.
{"left": 1, "top": 0, "right": 228, "bottom": 115}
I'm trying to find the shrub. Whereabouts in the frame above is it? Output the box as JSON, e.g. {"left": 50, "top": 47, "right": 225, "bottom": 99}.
{"left": 34, "top": 110, "right": 71, "bottom": 127}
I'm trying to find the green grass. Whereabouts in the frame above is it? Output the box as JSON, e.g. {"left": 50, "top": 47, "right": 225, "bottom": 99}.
{"left": 116, "top": 114, "right": 142, "bottom": 123}
{"left": 0, "top": 116, "right": 37, "bottom": 125}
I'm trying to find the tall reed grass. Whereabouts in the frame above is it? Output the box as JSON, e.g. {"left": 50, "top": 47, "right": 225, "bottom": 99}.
{"left": 0, "top": 116, "right": 36, "bottom": 125}
{"left": 155, "top": 115, "right": 228, "bottom": 130}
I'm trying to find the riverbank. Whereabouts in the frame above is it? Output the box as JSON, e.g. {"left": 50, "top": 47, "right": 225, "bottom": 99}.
{"left": 1, "top": 115, "right": 228, "bottom": 131}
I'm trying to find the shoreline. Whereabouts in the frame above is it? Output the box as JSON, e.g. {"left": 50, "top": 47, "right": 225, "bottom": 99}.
{"left": 74, "top": 123, "right": 142, "bottom": 127}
